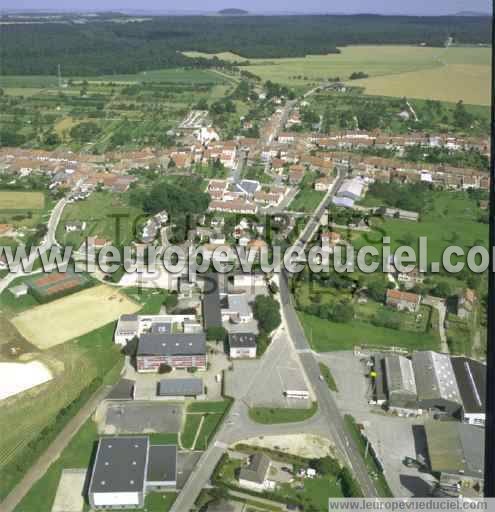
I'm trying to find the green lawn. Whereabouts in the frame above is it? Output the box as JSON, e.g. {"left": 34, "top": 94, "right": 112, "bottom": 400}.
{"left": 57, "top": 191, "right": 143, "bottom": 248}
{"left": 181, "top": 414, "right": 203, "bottom": 449}
{"left": 299, "top": 312, "right": 440, "bottom": 352}
{"left": 248, "top": 402, "right": 318, "bottom": 424}
{"left": 289, "top": 188, "right": 325, "bottom": 212}
{"left": 181, "top": 399, "right": 232, "bottom": 450}
{"left": 356, "top": 190, "right": 488, "bottom": 266}
{"left": 319, "top": 362, "right": 338, "bottom": 392}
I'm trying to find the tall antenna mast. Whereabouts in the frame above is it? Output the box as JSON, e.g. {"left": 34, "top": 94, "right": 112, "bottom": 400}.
{"left": 58, "top": 64, "right": 62, "bottom": 88}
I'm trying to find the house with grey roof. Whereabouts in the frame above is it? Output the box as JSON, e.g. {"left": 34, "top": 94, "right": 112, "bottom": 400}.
{"left": 229, "top": 332, "right": 257, "bottom": 359}
{"left": 238, "top": 453, "right": 273, "bottom": 492}
{"left": 88, "top": 436, "right": 177, "bottom": 509}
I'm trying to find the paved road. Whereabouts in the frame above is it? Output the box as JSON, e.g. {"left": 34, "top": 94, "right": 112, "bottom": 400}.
{"left": 0, "top": 198, "right": 67, "bottom": 293}
{"left": 295, "top": 168, "right": 345, "bottom": 250}
{"left": 279, "top": 271, "right": 378, "bottom": 498}
{"left": 1, "top": 385, "right": 111, "bottom": 512}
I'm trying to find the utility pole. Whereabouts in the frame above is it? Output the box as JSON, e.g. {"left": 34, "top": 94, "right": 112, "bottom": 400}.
{"left": 57, "top": 64, "right": 62, "bottom": 89}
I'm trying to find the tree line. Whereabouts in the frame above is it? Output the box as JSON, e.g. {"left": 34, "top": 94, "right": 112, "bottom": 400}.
{"left": 1, "top": 15, "right": 490, "bottom": 76}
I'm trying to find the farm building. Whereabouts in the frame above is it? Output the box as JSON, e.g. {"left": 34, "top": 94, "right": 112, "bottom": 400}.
{"left": 229, "top": 332, "right": 257, "bottom": 359}
{"left": 136, "top": 331, "right": 207, "bottom": 372}
{"left": 383, "top": 354, "right": 417, "bottom": 410}
{"left": 88, "top": 437, "right": 177, "bottom": 509}
{"left": 451, "top": 356, "right": 486, "bottom": 427}
{"left": 157, "top": 378, "right": 203, "bottom": 398}
{"left": 424, "top": 421, "right": 484, "bottom": 487}
{"left": 412, "top": 351, "right": 463, "bottom": 417}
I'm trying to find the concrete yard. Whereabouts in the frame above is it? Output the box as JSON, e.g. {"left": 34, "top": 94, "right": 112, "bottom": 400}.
{"left": 51, "top": 469, "right": 86, "bottom": 512}
{"left": 318, "top": 351, "right": 436, "bottom": 497}
{"left": 226, "top": 328, "right": 312, "bottom": 409}
{"left": 102, "top": 402, "right": 183, "bottom": 435}
{"left": 177, "top": 451, "right": 203, "bottom": 489}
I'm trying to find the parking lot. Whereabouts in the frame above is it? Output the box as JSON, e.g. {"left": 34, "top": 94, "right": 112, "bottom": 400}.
{"left": 226, "top": 328, "right": 312, "bottom": 409}
{"left": 318, "top": 351, "right": 436, "bottom": 497}
{"left": 103, "top": 402, "right": 184, "bottom": 435}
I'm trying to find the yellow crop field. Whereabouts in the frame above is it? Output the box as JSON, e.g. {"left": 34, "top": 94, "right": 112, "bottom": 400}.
{"left": 186, "top": 45, "right": 491, "bottom": 105}
{"left": 11, "top": 285, "right": 140, "bottom": 349}
{"left": 0, "top": 191, "right": 45, "bottom": 210}
{"left": 353, "top": 63, "right": 491, "bottom": 106}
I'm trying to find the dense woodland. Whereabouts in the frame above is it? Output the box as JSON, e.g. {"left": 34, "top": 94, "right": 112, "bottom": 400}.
{"left": 0, "top": 13, "right": 491, "bottom": 76}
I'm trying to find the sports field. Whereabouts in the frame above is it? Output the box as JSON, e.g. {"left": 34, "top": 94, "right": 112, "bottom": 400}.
{"left": 186, "top": 45, "right": 491, "bottom": 105}
{"left": 0, "top": 191, "right": 45, "bottom": 210}
{"left": 11, "top": 285, "right": 140, "bottom": 349}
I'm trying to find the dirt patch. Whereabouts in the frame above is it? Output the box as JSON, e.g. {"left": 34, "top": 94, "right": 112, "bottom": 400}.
{"left": 11, "top": 285, "right": 140, "bottom": 349}
{"left": 237, "top": 434, "right": 335, "bottom": 458}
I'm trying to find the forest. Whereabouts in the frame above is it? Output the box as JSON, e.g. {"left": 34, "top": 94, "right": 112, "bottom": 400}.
{"left": 0, "top": 13, "right": 491, "bottom": 76}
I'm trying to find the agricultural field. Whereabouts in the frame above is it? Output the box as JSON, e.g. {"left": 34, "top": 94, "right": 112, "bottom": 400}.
{"left": 186, "top": 45, "right": 491, "bottom": 105}
{"left": 57, "top": 191, "right": 144, "bottom": 248}
{"left": 0, "top": 68, "right": 237, "bottom": 152}
{"left": 0, "top": 321, "right": 123, "bottom": 502}
{"left": 11, "top": 284, "right": 140, "bottom": 349}
{"left": 354, "top": 64, "right": 490, "bottom": 106}
{"left": 0, "top": 191, "right": 45, "bottom": 210}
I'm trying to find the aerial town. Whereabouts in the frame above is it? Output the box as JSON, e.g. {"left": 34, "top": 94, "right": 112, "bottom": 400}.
{"left": 0, "top": 8, "right": 491, "bottom": 512}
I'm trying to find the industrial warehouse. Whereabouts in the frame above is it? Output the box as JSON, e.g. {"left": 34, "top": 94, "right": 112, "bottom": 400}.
{"left": 369, "top": 350, "right": 486, "bottom": 425}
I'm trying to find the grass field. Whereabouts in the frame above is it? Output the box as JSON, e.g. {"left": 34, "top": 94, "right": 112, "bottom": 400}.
{"left": 299, "top": 312, "right": 440, "bottom": 352}
{"left": 186, "top": 45, "right": 490, "bottom": 105}
{"left": 57, "top": 191, "right": 144, "bottom": 248}
{"left": 11, "top": 284, "right": 140, "bottom": 349}
{"left": 181, "top": 399, "right": 232, "bottom": 450}
{"left": 354, "top": 64, "right": 490, "bottom": 106}
{"left": 357, "top": 190, "right": 488, "bottom": 265}
{"left": 0, "top": 191, "right": 45, "bottom": 210}
{"left": 0, "top": 321, "right": 123, "bottom": 501}
{"left": 289, "top": 188, "right": 325, "bottom": 212}
{"left": 248, "top": 402, "right": 318, "bottom": 424}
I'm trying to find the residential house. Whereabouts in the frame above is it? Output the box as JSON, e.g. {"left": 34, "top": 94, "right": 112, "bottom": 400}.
{"left": 229, "top": 332, "right": 257, "bottom": 359}
{"left": 386, "top": 289, "right": 421, "bottom": 313}
{"left": 238, "top": 453, "right": 274, "bottom": 492}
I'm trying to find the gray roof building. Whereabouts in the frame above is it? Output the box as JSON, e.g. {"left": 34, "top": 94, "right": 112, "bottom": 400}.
{"left": 424, "top": 421, "right": 484, "bottom": 482}
{"left": 239, "top": 453, "right": 271, "bottom": 484}
{"left": 202, "top": 273, "right": 222, "bottom": 329}
{"left": 146, "top": 445, "right": 177, "bottom": 486}
{"left": 89, "top": 437, "right": 148, "bottom": 501}
{"left": 137, "top": 333, "right": 206, "bottom": 357}
{"left": 158, "top": 378, "right": 203, "bottom": 397}
{"left": 229, "top": 332, "right": 257, "bottom": 349}
{"left": 412, "top": 351, "right": 462, "bottom": 416}
{"left": 384, "top": 354, "right": 417, "bottom": 408}
{"left": 451, "top": 356, "right": 486, "bottom": 417}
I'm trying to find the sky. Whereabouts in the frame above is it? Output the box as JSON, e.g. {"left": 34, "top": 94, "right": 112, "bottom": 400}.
{"left": 2, "top": 0, "right": 492, "bottom": 15}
